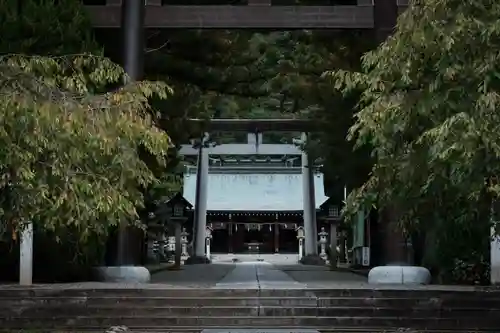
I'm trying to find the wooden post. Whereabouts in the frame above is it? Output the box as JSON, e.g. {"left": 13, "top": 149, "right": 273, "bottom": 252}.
{"left": 228, "top": 221, "right": 233, "bottom": 253}
{"left": 274, "top": 223, "right": 280, "bottom": 253}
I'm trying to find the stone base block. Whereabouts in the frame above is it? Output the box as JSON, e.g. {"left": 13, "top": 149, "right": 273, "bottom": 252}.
{"left": 368, "top": 265, "right": 431, "bottom": 285}
{"left": 184, "top": 255, "right": 211, "bottom": 265}
{"left": 299, "top": 255, "right": 325, "bottom": 266}
{"left": 93, "top": 266, "right": 151, "bottom": 283}
{"left": 492, "top": 264, "right": 500, "bottom": 285}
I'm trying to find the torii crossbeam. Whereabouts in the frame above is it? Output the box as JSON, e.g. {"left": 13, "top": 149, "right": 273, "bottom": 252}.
{"left": 187, "top": 118, "right": 317, "bottom": 133}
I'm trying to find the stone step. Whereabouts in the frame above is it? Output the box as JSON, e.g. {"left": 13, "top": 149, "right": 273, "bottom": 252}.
{"left": 1, "top": 315, "right": 499, "bottom": 331}
{"left": 2, "top": 286, "right": 500, "bottom": 332}
{"left": 1, "top": 295, "right": 499, "bottom": 308}
{"left": 26, "top": 328, "right": 499, "bottom": 333}
{"left": 2, "top": 287, "right": 500, "bottom": 299}
{"left": 5, "top": 305, "right": 500, "bottom": 318}
{"left": 40, "top": 329, "right": 500, "bottom": 333}
{"left": 0, "top": 296, "right": 312, "bottom": 307}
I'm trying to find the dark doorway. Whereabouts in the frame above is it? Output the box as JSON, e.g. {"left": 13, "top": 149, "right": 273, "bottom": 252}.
{"left": 211, "top": 228, "right": 229, "bottom": 253}
{"left": 279, "top": 226, "right": 298, "bottom": 253}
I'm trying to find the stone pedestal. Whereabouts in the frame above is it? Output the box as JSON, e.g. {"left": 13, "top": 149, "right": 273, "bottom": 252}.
{"left": 93, "top": 266, "right": 151, "bottom": 283}
{"left": 300, "top": 254, "right": 325, "bottom": 266}
{"left": 185, "top": 255, "right": 211, "bottom": 264}
{"left": 368, "top": 265, "right": 431, "bottom": 284}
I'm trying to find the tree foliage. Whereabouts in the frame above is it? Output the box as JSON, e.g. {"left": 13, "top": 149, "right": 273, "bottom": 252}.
{"left": 140, "top": 29, "right": 371, "bottom": 131}
{"left": 326, "top": 0, "right": 499, "bottom": 282}
{"left": 0, "top": 0, "right": 173, "bottom": 240}
{"left": 0, "top": 54, "right": 172, "bottom": 239}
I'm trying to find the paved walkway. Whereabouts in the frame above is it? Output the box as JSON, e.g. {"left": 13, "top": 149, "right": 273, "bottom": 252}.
{"left": 151, "top": 254, "right": 367, "bottom": 288}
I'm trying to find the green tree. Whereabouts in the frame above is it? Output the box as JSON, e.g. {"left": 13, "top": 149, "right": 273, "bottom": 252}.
{"left": 0, "top": 0, "right": 174, "bottom": 281}
{"left": 0, "top": 0, "right": 172, "bottom": 239}
{"left": 329, "top": 0, "right": 499, "bottom": 283}
{"left": 0, "top": 55, "right": 171, "bottom": 239}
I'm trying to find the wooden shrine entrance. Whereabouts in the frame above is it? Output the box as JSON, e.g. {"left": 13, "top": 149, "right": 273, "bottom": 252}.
{"left": 208, "top": 211, "right": 302, "bottom": 254}
{"left": 210, "top": 222, "right": 299, "bottom": 254}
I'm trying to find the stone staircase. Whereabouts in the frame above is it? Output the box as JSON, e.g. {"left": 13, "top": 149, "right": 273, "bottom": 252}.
{"left": 0, "top": 286, "right": 500, "bottom": 332}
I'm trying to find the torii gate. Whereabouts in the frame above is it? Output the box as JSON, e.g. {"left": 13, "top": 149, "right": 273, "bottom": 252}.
{"left": 181, "top": 118, "right": 323, "bottom": 264}
{"left": 66, "top": 0, "right": 404, "bottom": 282}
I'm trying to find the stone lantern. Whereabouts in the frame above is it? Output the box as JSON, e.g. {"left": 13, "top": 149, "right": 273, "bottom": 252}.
{"left": 318, "top": 227, "right": 328, "bottom": 260}
{"left": 205, "top": 225, "right": 213, "bottom": 260}
{"left": 296, "top": 226, "right": 305, "bottom": 262}
{"left": 319, "top": 196, "right": 343, "bottom": 267}
{"left": 164, "top": 193, "right": 192, "bottom": 268}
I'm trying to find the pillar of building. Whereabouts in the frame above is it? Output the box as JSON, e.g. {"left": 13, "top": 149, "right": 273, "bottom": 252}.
{"left": 300, "top": 132, "right": 323, "bottom": 265}
{"left": 186, "top": 136, "right": 210, "bottom": 264}
{"left": 274, "top": 223, "right": 280, "bottom": 253}
{"left": 228, "top": 220, "right": 234, "bottom": 253}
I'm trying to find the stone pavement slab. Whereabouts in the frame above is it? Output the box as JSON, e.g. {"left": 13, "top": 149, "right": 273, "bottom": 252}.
{"left": 284, "top": 268, "right": 368, "bottom": 287}
{"left": 256, "top": 263, "right": 307, "bottom": 289}
{"left": 150, "top": 263, "right": 236, "bottom": 287}
{"left": 215, "top": 262, "right": 260, "bottom": 289}
{"left": 214, "top": 261, "right": 307, "bottom": 289}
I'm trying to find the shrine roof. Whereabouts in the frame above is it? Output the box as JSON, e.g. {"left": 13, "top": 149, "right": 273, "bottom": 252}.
{"left": 183, "top": 172, "right": 327, "bottom": 212}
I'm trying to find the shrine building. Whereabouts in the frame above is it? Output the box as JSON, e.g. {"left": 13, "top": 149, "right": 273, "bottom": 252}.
{"left": 181, "top": 132, "right": 336, "bottom": 255}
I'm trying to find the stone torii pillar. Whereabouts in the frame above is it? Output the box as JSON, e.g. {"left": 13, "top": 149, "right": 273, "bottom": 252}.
{"left": 300, "top": 132, "right": 323, "bottom": 265}
{"left": 186, "top": 133, "right": 211, "bottom": 264}
{"left": 115, "top": 0, "right": 146, "bottom": 268}
{"left": 93, "top": 0, "right": 151, "bottom": 283}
